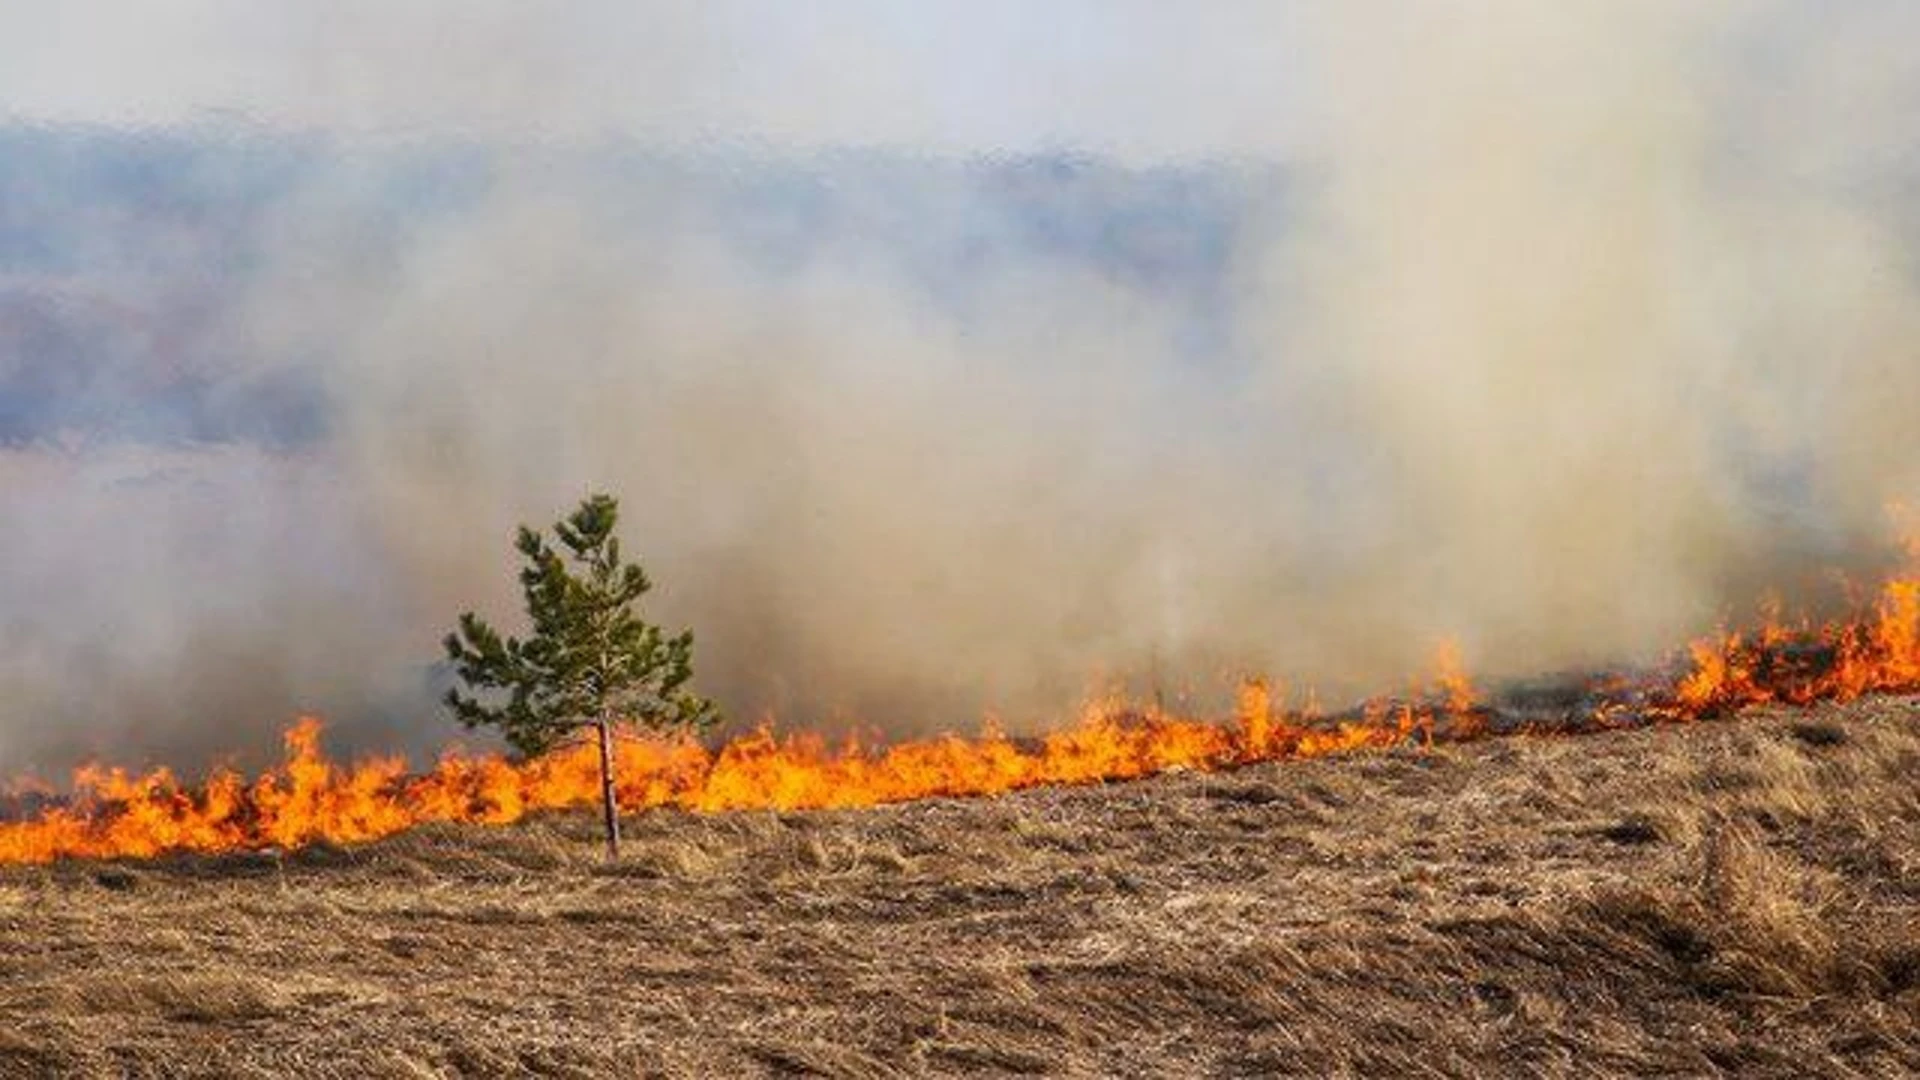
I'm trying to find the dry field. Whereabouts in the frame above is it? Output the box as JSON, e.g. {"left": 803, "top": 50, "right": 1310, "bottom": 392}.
{"left": 0, "top": 699, "right": 1915, "bottom": 1078}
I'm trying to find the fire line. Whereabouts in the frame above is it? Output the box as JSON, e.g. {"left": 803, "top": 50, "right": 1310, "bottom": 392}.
{"left": 3, "top": 568, "right": 1917, "bottom": 866}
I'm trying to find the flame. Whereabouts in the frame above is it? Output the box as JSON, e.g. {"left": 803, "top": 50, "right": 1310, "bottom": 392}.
{"left": 1434, "top": 641, "right": 1479, "bottom": 716}
{"left": 1671, "top": 572, "right": 1920, "bottom": 714}
{"left": 0, "top": 673, "right": 1444, "bottom": 865}
{"left": 4, "top": 561, "right": 1919, "bottom": 866}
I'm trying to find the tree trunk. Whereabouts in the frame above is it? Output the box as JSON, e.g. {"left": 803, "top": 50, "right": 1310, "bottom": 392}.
{"left": 595, "top": 716, "right": 621, "bottom": 859}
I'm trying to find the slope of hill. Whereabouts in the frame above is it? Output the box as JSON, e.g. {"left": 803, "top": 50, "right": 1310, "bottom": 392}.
{"left": 0, "top": 699, "right": 1915, "bottom": 1078}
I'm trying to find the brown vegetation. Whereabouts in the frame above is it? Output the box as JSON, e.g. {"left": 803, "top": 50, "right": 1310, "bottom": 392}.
{"left": 0, "top": 699, "right": 1915, "bottom": 1078}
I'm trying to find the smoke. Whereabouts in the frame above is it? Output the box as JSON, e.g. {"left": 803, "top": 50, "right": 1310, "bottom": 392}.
{"left": 1236, "top": 1, "right": 1920, "bottom": 680}
{"left": 3, "top": 2, "right": 1919, "bottom": 770}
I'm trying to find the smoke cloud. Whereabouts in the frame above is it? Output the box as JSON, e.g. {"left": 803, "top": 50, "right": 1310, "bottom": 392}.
{"left": 3, "top": 2, "right": 1918, "bottom": 771}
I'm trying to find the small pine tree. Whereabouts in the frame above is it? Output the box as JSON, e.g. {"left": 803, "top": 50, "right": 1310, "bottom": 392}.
{"left": 444, "top": 493, "right": 716, "bottom": 856}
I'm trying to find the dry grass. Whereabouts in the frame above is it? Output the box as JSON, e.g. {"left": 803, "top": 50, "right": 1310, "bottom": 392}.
{"left": 0, "top": 699, "right": 1915, "bottom": 1078}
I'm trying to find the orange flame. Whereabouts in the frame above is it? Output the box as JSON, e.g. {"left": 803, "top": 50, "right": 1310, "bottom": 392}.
{"left": 1669, "top": 572, "right": 1920, "bottom": 715}
{"left": 0, "top": 669, "right": 1466, "bottom": 865}
{"left": 6, "top": 558, "right": 1920, "bottom": 866}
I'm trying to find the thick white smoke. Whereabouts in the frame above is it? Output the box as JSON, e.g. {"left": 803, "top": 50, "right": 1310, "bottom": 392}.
{"left": 2, "top": 2, "right": 1917, "bottom": 770}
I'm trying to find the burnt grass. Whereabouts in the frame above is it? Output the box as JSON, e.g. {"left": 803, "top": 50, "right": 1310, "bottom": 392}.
{"left": 0, "top": 701, "right": 1915, "bottom": 1078}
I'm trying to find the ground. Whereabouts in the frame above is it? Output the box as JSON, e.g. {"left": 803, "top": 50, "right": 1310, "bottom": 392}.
{"left": 0, "top": 699, "right": 1915, "bottom": 1079}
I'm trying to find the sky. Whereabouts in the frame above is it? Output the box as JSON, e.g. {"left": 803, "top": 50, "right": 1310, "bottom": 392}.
{"left": 0, "top": 3, "right": 1303, "bottom": 157}
{"left": 3, "top": 3, "right": 1919, "bottom": 773}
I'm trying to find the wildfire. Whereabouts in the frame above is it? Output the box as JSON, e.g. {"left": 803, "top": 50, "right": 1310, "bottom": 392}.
{"left": 1672, "top": 578, "right": 1920, "bottom": 713}
{"left": 4, "top": 568, "right": 1918, "bottom": 866}
{"left": 0, "top": 694, "right": 1407, "bottom": 865}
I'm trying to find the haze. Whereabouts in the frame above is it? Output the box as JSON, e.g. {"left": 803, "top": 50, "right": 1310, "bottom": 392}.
{"left": 3, "top": 2, "right": 1918, "bottom": 771}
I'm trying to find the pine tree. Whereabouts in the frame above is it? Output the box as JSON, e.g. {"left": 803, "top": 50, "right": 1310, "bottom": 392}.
{"left": 444, "top": 493, "right": 716, "bottom": 856}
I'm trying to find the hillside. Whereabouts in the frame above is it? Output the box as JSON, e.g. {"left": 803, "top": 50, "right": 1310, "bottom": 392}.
{"left": 0, "top": 699, "right": 1915, "bottom": 1078}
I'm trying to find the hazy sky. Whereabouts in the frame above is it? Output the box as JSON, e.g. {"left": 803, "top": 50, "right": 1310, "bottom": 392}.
{"left": 0, "top": 3, "right": 1303, "bottom": 157}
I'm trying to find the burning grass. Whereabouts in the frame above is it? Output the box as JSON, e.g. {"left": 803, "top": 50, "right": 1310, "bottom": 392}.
{"left": 0, "top": 698, "right": 1913, "bottom": 1076}
{"left": 5, "top": 559, "right": 1920, "bottom": 866}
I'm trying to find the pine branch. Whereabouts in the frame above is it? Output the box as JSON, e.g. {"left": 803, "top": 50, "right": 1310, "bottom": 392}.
{"left": 441, "top": 492, "right": 719, "bottom": 758}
